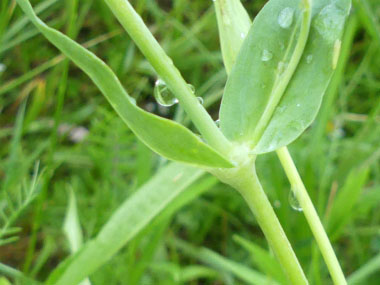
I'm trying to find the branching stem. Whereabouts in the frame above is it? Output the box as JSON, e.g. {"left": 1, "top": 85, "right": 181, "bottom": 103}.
{"left": 276, "top": 147, "right": 347, "bottom": 285}
{"left": 103, "top": 0, "right": 232, "bottom": 156}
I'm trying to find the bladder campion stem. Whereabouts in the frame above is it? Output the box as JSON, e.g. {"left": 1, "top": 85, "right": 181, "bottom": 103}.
{"left": 229, "top": 164, "right": 308, "bottom": 285}
{"left": 276, "top": 147, "right": 347, "bottom": 285}
{"left": 103, "top": 0, "right": 232, "bottom": 156}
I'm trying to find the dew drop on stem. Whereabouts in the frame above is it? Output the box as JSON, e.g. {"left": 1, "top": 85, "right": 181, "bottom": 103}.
{"left": 154, "top": 79, "right": 178, "bottom": 107}
{"left": 278, "top": 7, "right": 294, "bottom": 29}
{"left": 289, "top": 186, "right": 303, "bottom": 212}
{"left": 197, "top": 97, "right": 204, "bottom": 105}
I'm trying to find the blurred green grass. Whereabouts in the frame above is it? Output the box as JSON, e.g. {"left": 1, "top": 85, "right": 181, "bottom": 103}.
{"left": 0, "top": 0, "right": 379, "bottom": 284}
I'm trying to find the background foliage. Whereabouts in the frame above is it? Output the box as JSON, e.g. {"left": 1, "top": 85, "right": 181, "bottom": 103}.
{"left": 0, "top": 0, "right": 379, "bottom": 284}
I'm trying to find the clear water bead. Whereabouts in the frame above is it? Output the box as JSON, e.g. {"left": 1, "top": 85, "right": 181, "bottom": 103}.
{"left": 306, "top": 55, "right": 313, "bottom": 64}
{"left": 261, "top": 49, "right": 273, "bottom": 62}
{"left": 197, "top": 97, "right": 204, "bottom": 105}
{"left": 288, "top": 186, "right": 303, "bottom": 212}
{"left": 278, "top": 7, "right": 294, "bottom": 29}
{"left": 154, "top": 79, "right": 178, "bottom": 107}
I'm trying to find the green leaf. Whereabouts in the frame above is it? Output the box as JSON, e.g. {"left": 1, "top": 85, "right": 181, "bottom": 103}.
{"left": 214, "top": 0, "right": 251, "bottom": 72}
{"left": 16, "top": 0, "right": 233, "bottom": 168}
{"left": 47, "top": 162, "right": 205, "bottom": 285}
{"left": 220, "top": 0, "right": 351, "bottom": 153}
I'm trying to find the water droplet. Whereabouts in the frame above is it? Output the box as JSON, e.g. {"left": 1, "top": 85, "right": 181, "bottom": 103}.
{"left": 261, "top": 49, "right": 273, "bottom": 62}
{"left": 154, "top": 79, "right": 178, "bottom": 107}
{"left": 130, "top": 97, "right": 137, "bottom": 105}
{"left": 306, "top": 55, "right": 313, "bottom": 64}
{"left": 215, "top": 119, "right": 220, "bottom": 127}
{"left": 296, "top": 103, "right": 301, "bottom": 107}
{"left": 240, "top": 32, "right": 246, "bottom": 39}
{"left": 289, "top": 187, "right": 302, "bottom": 212}
{"left": 278, "top": 7, "right": 294, "bottom": 29}
{"left": 314, "top": 4, "right": 346, "bottom": 42}
{"left": 197, "top": 97, "right": 204, "bottom": 104}
{"left": 332, "top": 39, "right": 341, "bottom": 69}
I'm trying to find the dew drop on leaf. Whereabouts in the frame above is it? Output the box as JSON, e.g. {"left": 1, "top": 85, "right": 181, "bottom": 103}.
{"left": 306, "top": 54, "right": 313, "bottom": 64}
{"left": 278, "top": 7, "right": 294, "bottom": 29}
{"left": 197, "top": 97, "right": 204, "bottom": 105}
{"left": 261, "top": 49, "right": 273, "bottom": 62}
{"left": 154, "top": 79, "right": 178, "bottom": 107}
{"left": 215, "top": 119, "right": 220, "bottom": 127}
{"left": 289, "top": 187, "right": 302, "bottom": 212}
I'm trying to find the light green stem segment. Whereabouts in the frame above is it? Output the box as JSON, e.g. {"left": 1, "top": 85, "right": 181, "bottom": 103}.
{"left": 213, "top": 161, "right": 308, "bottom": 285}
{"left": 276, "top": 147, "right": 347, "bottom": 285}
{"left": 103, "top": 0, "right": 231, "bottom": 156}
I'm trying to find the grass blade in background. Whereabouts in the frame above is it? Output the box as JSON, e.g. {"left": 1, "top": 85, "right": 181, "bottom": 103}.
{"left": 233, "top": 235, "right": 287, "bottom": 283}
{"left": 63, "top": 188, "right": 91, "bottom": 285}
{"left": 15, "top": 0, "right": 233, "bottom": 169}
{"left": 47, "top": 162, "right": 205, "bottom": 284}
{"left": 172, "top": 238, "right": 278, "bottom": 285}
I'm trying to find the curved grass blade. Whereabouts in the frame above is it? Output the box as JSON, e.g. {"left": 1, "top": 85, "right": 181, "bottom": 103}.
{"left": 16, "top": 0, "right": 233, "bottom": 168}
{"left": 220, "top": 0, "right": 351, "bottom": 153}
{"left": 46, "top": 162, "right": 204, "bottom": 285}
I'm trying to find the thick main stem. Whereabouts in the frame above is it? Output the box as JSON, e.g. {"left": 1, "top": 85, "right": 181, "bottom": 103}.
{"left": 213, "top": 160, "right": 308, "bottom": 285}
{"left": 103, "top": 0, "right": 231, "bottom": 155}
{"left": 276, "top": 147, "right": 347, "bottom": 285}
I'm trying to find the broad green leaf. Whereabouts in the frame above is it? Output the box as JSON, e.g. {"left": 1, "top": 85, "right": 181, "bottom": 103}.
{"left": 47, "top": 162, "right": 205, "bottom": 285}
{"left": 16, "top": 0, "right": 233, "bottom": 168}
{"left": 214, "top": 0, "right": 251, "bottom": 72}
{"left": 220, "top": 0, "right": 351, "bottom": 153}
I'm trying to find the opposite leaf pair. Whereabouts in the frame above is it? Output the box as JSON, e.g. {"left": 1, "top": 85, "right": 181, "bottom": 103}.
{"left": 16, "top": 0, "right": 350, "bottom": 169}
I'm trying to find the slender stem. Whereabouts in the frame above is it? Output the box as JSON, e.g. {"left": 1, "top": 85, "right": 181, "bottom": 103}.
{"left": 213, "top": 161, "right": 308, "bottom": 285}
{"left": 276, "top": 147, "right": 347, "bottom": 285}
{"left": 103, "top": 0, "right": 232, "bottom": 156}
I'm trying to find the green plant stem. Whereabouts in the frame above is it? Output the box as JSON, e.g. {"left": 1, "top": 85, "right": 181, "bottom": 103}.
{"left": 276, "top": 147, "right": 347, "bottom": 285}
{"left": 103, "top": 0, "right": 231, "bottom": 156}
{"left": 213, "top": 161, "right": 308, "bottom": 285}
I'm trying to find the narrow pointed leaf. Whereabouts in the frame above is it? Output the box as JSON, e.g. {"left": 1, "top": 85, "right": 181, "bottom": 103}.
{"left": 220, "top": 0, "right": 351, "bottom": 153}
{"left": 16, "top": 0, "right": 233, "bottom": 168}
{"left": 214, "top": 0, "right": 251, "bottom": 72}
{"left": 47, "top": 163, "right": 204, "bottom": 285}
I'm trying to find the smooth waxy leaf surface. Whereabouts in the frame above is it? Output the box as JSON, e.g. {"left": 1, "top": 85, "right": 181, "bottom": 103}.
{"left": 47, "top": 162, "right": 205, "bottom": 285}
{"left": 16, "top": 0, "right": 233, "bottom": 168}
{"left": 220, "top": 0, "right": 351, "bottom": 153}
